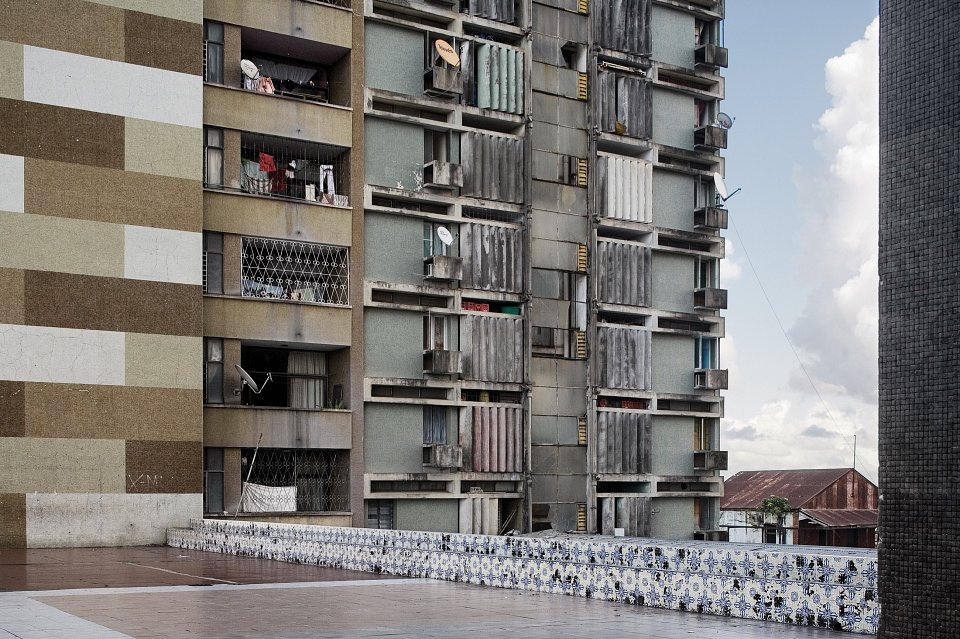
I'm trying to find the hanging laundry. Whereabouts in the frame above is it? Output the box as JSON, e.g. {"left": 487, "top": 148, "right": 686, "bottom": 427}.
{"left": 257, "top": 76, "right": 275, "bottom": 94}
{"left": 259, "top": 153, "right": 276, "bottom": 172}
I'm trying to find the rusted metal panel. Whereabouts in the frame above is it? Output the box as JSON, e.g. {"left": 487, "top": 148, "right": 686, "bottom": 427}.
{"left": 598, "top": 154, "right": 653, "bottom": 223}
{"left": 596, "top": 0, "right": 651, "bottom": 56}
{"left": 722, "top": 469, "right": 879, "bottom": 510}
{"left": 801, "top": 508, "right": 879, "bottom": 529}
{"left": 461, "top": 131, "right": 524, "bottom": 203}
{"left": 598, "top": 71, "right": 652, "bottom": 139}
{"left": 465, "top": 405, "right": 523, "bottom": 472}
{"left": 596, "top": 326, "right": 652, "bottom": 389}
{"left": 461, "top": 223, "right": 523, "bottom": 293}
{"left": 596, "top": 411, "right": 651, "bottom": 474}
{"left": 596, "top": 240, "right": 652, "bottom": 307}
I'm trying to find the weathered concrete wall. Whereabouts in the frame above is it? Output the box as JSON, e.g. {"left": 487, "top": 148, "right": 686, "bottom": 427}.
{"left": 651, "top": 5, "right": 695, "bottom": 69}
{"left": 169, "top": 519, "right": 881, "bottom": 634}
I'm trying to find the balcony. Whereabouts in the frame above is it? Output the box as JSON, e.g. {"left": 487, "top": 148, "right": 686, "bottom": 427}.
{"left": 237, "top": 134, "right": 350, "bottom": 206}
{"left": 423, "top": 349, "right": 462, "bottom": 375}
{"left": 424, "top": 66, "right": 463, "bottom": 96}
{"left": 694, "top": 125, "right": 728, "bottom": 150}
{"left": 422, "top": 444, "right": 463, "bottom": 470}
{"left": 423, "top": 160, "right": 464, "bottom": 189}
{"left": 694, "top": 287, "right": 727, "bottom": 310}
{"left": 695, "top": 44, "right": 729, "bottom": 69}
{"left": 694, "top": 368, "right": 729, "bottom": 390}
{"left": 694, "top": 449, "right": 729, "bottom": 471}
{"left": 694, "top": 206, "right": 728, "bottom": 230}
{"left": 424, "top": 255, "right": 463, "bottom": 282}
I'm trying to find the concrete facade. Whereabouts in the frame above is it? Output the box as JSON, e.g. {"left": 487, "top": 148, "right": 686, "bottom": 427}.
{"left": 878, "top": 2, "right": 960, "bottom": 636}
{"left": 2, "top": 0, "right": 727, "bottom": 545}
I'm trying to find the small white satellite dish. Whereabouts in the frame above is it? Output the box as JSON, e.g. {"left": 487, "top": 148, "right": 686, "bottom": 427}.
{"left": 436, "top": 226, "right": 454, "bottom": 246}
{"left": 716, "top": 112, "right": 735, "bottom": 129}
{"left": 240, "top": 59, "right": 260, "bottom": 79}
{"left": 713, "top": 172, "right": 729, "bottom": 200}
{"left": 235, "top": 364, "right": 272, "bottom": 394}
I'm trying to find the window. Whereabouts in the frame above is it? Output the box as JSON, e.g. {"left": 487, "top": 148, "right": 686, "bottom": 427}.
{"left": 423, "top": 222, "right": 452, "bottom": 257}
{"left": 531, "top": 269, "right": 587, "bottom": 358}
{"left": 765, "top": 525, "right": 786, "bottom": 544}
{"left": 240, "top": 346, "right": 328, "bottom": 409}
{"left": 203, "top": 447, "right": 225, "bottom": 514}
{"left": 695, "top": 336, "right": 719, "bottom": 369}
{"left": 241, "top": 448, "right": 348, "bottom": 512}
{"left": 204, "top": 127, "right": 224, "bottom": 187}
{"left": 367, "top": 500, "right": 394, "bottom": 529}
{"left": 241, "top": 236, "right": 349, "bottom": 305}
{"left": 694, "top": 418, "right": 716, "bottom": 451}
{"left": 203, "top": 21, "right": 224, "bottom": 84}
{"left": 203, "top": 232, "right": 223, "bottom": 294}
{"left": 695, "top": 257, "right": 719, "bottom": 289}
{"left": 424, "top": 129, "right": 451, "bottom": 164}
{"left": 694, "top": 176, "right": 716, "bottom": 209}
{"left": 423, "top": 314, "right": 449, "bottom": 351}
{"left": 423, "top": 406, "right": 447, "bottom": 444}
{"left": 204, "top": 338, "right": 224, "bottom": 404}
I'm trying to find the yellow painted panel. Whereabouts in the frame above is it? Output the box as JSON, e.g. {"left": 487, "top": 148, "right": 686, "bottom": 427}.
{"left": 0, "top": 438, "right": 125, "bottom": 493}
{"left": 0, "top": 211, "right": 124, "bottom": 278}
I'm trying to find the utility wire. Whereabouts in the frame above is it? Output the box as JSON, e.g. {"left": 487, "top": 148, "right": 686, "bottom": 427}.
{"left": 728, "top": 218, "right": 878, "bottom": 486}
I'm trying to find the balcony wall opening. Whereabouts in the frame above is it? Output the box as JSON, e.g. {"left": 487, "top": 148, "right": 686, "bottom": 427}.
{"left": 240, "top": 448, "right": 349, "bottom": 513}
{"left": 239, "top": 345, "right": 347, "bottom": 410}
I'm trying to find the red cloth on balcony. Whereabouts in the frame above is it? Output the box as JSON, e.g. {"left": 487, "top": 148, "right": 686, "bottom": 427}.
{"left": 258, "top": 153, "right": 276, "bottom": 172}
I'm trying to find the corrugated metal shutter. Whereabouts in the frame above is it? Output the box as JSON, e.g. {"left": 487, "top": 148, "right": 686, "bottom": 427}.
{"left": 460, "top": 497, "right": 500, "bottom": 535}
{"left": 461, "top": 315, "right": 525, "bottom": 382}
{"left": 596, "top": 326, "right": 652, "bottom": 389}
{"left": 596, "top": 411, "right": 651, "bottom": 474}
{"left": 461, "top": 132, "right": 525, "bottom": 203}
{"left": 596, "top": 0, "right": 651, "bottom": 56}
{"left": 475, "top": 42, "right": 524, "bottom": 114}
{"left": 598, "top": 154, "right": 653, "bottom": 222}
{"left": 598, "top": 71, "right": 652, "bottom": 139}
{"left": 461, "top": 223, "right": 524, "bottom": 292}
{"left": 596, "top": 240, "right": 652, "bottom": 307}
{"left": 468, "top": 0, "right": 516, "bottom": 24}
{"left": 463, "top": 405, "right": 523, "bottom": 472}
{"left": 600, "top": 496, "right": 651, "bottom": 536}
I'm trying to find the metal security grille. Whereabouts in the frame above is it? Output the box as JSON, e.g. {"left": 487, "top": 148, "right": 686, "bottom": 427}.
{"left": 241, "top": 448, "right": 348, "bottom": 512}
{"left": 241, "top": 236, "right": 349, "bottom": 305}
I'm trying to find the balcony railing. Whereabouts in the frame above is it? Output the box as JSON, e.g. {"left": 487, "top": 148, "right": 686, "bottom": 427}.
{"left": 694, "top": 450, "right": 729, "bottom": 471}
{"left": 236, "top": 133, "right": 349, "bottom": 207}
{"left": 694, "top": 206, "right": 728, "bottom": 230}
{"left": 240, "top": 448, "right": 349, "bottom": 513}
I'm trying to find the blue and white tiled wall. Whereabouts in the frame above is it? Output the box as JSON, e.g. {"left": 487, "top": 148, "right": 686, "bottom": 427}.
{"left": 168, "top": 519, "right": 880, "bottom": 634}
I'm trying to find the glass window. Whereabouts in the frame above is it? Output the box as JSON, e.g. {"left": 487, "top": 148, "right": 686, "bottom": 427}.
{"left": 204, "top": 338, "right": 224, "bottom": 404}
{"left": 204, "top": 127, "right": 224, "bottom": 187}
{"left": 695, "top": 336, "right": 718, "bottom": 369}
{"left": 203, "top": 447, "right": 225, "bottom": 514}
{"left": 203, "top": 231, "right": 223, "bottom": 294}
{"left": 366, "top": 500, "right": 394, "bottom": 529}
{"left": 203, "top": 21, "right": 224, "bottom": 84}
{"left": 423, "top": 406, "right": 446, "bottom": 444}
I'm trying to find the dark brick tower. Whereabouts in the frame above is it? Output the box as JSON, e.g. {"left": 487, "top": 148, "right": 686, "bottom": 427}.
{"left": 879, "top": 2, "right": 960, "bottom": 636}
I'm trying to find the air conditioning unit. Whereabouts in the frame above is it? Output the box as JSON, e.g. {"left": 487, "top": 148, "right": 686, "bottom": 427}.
{"left": 695, "top": 44, "right": 729, "bottom": 69}
{"left": 424, "top": 66, "right": 463, "bottom": 96}
{"left": 423, "top": 444, "right": 463, "bottom": 469}
{"left": 694, "top": 206, "right": 729, "bottom": 230}
{"left": 694, "top": 287, "right": 727, "bottom": 310}
{"left": 423, "top": 160, "right": 464, "bottom": 189}
{"left": 423, "top": 349, "right": 461, "bottom": 375}
{"left": 694, "top": 368, "right": 729, "bottom": 390}
{"left": 694, "top": 125, "right": 728, "bottom": 150}
{"left": 424, "top": 255, "right": 463, "bottom": 282}
{"left": 694, "top": 449, "right": 729, "bottom": 471}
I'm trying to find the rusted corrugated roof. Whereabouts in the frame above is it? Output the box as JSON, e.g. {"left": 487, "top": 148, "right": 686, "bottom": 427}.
{"left": 721, "top": 468, "right": 852, "bottom": 510}
{"left": 801, "top": 508, "right": 879, "bottom": 528}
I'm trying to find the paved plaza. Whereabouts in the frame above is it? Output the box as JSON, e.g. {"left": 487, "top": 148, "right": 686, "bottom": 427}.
{"left": 0, "top": 547, "right": 850, "bottom": 638}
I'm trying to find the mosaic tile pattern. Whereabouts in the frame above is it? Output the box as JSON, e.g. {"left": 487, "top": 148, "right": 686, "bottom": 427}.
{"left": 168, "top": 519, "right": 880, "bottom": 634}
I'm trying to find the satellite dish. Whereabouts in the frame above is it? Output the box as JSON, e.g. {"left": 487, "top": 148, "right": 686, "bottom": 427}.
{"left": 436, "top": 226, "right": 454, "bottom": 246}
{"left": 713, "top": 173, "right": 729, "bottom": 200}
{"left": 434, "top": 39, "right": 461, "bottom": 67}
{"left": 716, "top": 112, "right": 735, "bottom": 129}
{"left": 240, "top": 59, "right": 260, "bottom": 80}
{"left": 235, "top": 364, "right": 272, "bottom": 394}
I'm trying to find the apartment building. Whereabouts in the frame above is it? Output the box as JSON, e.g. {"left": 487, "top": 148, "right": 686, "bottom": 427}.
{"left": 0, "top": 0, "right": 727, "bottom": 546}
{"left": 359, "top": 0, "right": 728, "bottom": 538}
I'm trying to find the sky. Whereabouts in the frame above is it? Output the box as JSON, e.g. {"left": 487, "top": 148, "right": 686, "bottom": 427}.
{"left": 718, "top": 1, "right": 880, "bottom": 482}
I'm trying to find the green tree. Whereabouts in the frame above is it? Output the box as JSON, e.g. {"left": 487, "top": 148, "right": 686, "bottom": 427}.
{"left": 759, "top": 495, "right": 791, "bottom": 544}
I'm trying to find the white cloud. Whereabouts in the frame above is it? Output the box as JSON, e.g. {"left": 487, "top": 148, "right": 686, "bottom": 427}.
{"left": 724, "top": 18, "right": 879, "bottom": 482}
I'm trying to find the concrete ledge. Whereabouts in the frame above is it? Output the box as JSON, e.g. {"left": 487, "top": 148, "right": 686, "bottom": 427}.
{"left": 168, "top": 519, "right": 879, "bottom": 634}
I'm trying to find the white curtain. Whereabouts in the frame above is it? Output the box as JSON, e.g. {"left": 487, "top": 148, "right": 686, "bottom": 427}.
{"left": 288, "top": 351, "right": 325, "bottom": 409}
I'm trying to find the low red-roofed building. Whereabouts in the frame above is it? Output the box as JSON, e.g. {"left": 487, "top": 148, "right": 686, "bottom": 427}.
{"left": 719, "top": 468, "right": 878, "bottom": 548}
